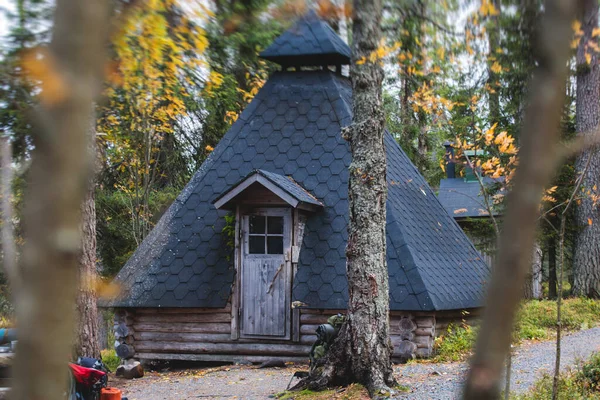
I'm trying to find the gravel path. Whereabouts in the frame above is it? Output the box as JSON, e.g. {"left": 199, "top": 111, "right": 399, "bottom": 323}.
{"left": 113, "top": 327, "right": 600, "bottom": 400}
{"left": 396, "top": 326, "right": 600, "bottom": 399}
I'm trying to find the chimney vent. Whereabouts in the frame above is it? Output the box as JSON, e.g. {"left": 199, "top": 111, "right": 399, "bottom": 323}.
{"left": 443, "top": 141, "right": 456, "bottom": 179}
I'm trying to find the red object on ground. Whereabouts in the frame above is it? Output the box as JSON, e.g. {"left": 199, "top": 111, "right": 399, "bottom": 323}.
{"left": 100, "top": 387, "right": 122, "bottom": 400}
{"left": 69, "top": 363, "right": 107, "bottom": 387}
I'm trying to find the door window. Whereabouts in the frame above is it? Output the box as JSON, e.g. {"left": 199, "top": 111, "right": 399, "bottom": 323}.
{"left": 248, "top": 215, "right": 284, "bottom": 254}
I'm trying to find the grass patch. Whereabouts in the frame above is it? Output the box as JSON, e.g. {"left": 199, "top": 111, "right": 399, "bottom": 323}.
{"left": 101, "top": 348, "right": 120, "bottom": 372}
{"left": 515, "top": 298, "right": 600, "bottom": 341}
{"left": 276, "top": 383, "right": 369, "bottom": 399}
{"left": 433, "top": 298, "right": 600, "bottom": 362}
{"left": 512, "top": 352, "right": 600, "bottom": 399}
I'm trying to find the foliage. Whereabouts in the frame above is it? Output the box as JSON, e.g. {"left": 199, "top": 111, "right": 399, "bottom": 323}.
{"left": 97, "top": 0, "right": 210, "bottom": 246}
{"left": 96, "top": 185, "right": 179, "bottom": 276}
{"left": 100, "top": 349, "right": 120, "bottom": 373}
{"left": 580, "top": 352, "right": 600, "bottom": 391}
{"left": 433, "top": 322, "right": 478, "bottom": 362}
{"left": 434, "top": 299, "right": 600, "bottom": 361}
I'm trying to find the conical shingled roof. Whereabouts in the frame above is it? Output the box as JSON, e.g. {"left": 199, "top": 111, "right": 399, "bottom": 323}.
{"left": 259, "top": 10, "right": 351, "bottom": 67}
{"left": 107, "top": 69, "right": 490, "bottom": 311}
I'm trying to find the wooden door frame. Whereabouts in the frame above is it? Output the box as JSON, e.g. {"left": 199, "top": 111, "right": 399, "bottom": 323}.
{"left": 231, "top": 206, "right": 293, "bottom": 340}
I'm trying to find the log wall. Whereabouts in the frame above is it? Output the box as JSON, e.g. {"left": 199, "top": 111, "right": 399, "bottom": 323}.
{"left": 117, "top": 306, "right": 477, "bottom": 363}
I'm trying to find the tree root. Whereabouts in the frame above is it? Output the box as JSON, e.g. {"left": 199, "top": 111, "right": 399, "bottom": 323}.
{"left": 290, "top": 325, "right": 397, "bottom": 398}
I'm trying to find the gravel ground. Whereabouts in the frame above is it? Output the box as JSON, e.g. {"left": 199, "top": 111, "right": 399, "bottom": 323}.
{"left": 113, "top": 327, "right": 600, "bottom": 400}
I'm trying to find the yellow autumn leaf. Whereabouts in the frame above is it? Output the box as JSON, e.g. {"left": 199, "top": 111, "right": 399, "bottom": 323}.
{"left": 586, "top": 52, "right": 592, "bottom": 65}
{"left": 589, "top": 218, "right": 593, "bottom": 226}
{"left": 490, "top": 61, "right": 502, "bottom": 74}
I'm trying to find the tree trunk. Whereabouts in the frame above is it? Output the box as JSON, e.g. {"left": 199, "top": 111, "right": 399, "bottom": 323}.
{"left": 11, "top": 1, "right": 111, "bottom": 399}
{"left": 75, "top": 163, "right": 100, "bottom": 358}
{"left": 573, "top": 0, "right": 600, "bottom": 298}
{"left": 292, "top": 0, "right": 396, "bottom": 396}
{"left": 462, "top": 0, "right": 578, "bottom": 397}
{"left": 523, "top": 241, "right": 543, "bottom": 299}
{"left": 548, "top": 236, "right": 557, "bottom": 298}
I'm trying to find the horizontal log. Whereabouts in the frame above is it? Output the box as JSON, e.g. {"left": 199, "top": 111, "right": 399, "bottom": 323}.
{"left": 134, "top": 332, "right": 233, "bottom": 343}
{"left": 134, "top": 306, "right": 231, "bottom": 314}
{"left": 300, "top": 335, "right": 317, "bottom": 345}
{"left": 134, "top": 314, "right": 231, "bottom": 324}
{"left": 415, "top": 347, "right": 433, "bottom": 358}
{"left": 299, "top": 314, "right": 331, "bottom": 325}
{"left": 299, "top": 324, "right": 321, "bottom": 335}
{"left": 133, "top": 322, "right": 231, "bottom": 334}
{"left": 414, "top": 327, "right": 435, "bottom": 337}
{"left": 414, "top": 317, "right": 435, "bottom": 328}
{"left": 134, "top": 341, "right": 311, "bottom": 356}
{"left": 136, "top": 352, "right": 309, "bottom": 364}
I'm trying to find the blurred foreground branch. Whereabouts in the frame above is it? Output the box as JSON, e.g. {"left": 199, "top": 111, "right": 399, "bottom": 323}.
{"left": 11, "top": 0, "right": 111, "bottom": 399}
{"left": 462, "top": 0, "right": 581, "bottom": 398}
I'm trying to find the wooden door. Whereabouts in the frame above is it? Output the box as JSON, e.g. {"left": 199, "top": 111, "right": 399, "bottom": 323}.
{"left": 241, "top": 209, "right": 291, "bottom": 338}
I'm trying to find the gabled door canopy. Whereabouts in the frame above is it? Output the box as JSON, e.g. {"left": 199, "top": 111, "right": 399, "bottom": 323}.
{"left": 213, "top": 169, "right": 323, "bottom": 212}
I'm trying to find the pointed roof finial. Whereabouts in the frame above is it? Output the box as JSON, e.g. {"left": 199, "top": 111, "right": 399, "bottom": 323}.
{"left": 259, "top": 10, "right": 351, "bottom": 67}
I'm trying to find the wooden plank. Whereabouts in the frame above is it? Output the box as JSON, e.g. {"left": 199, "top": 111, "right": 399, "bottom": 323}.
{"left": 133, "top": 322, "right": 231, "bottom": 334}
{"left": 135, "top": 341, "right": 311, "bottom": 356}
{"left": 300, "top": 314, "right": 332, "bottom": 324}
{"left": 292, "top": 308, "right": 300, "bottom": 342}
{"left": 134, "top": 314, "right": 231, "bottom": 324}
{"left": 231, "top": 205, "right": 241, "bottom": 340}
{"left": 134, "top": 332, "right": 233, "bottom": 343}
{"left": 136, "top": 352, "right": 308, "bottom": 364}
{"left": 134, "top": 306, "right": 231, "bottom": 314}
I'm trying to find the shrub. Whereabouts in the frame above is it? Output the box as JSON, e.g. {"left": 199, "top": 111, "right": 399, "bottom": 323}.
{"left": 101, "top": 349, "right": 120, "bottom": 372}
{"left": 579, "top": 352, "right": 600, "bottom": 391}
{"left": 433, "top": 323, "right": 477, "bottom": 362}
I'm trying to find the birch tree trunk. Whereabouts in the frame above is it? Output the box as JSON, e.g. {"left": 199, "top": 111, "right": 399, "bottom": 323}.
{"left": 11, "top": 1, "right": 111, "bottom": 398}
{"left": 523, "top": 242, "right": 543, "bottom": 299}
{"left": 292, "top": 0, "right": 396, "bottom": 396}
{"left": 573, "top": 0, "right": 600, "bottom": 298}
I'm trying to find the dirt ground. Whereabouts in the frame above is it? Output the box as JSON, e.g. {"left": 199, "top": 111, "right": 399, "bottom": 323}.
{"left": 111, "top": 327, "right": 600, "bottom": 400}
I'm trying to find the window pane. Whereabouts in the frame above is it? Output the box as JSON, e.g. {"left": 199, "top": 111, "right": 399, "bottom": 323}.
{"left": 267, "top": 216, "right": 284, "bottom": 234}
{"left": 267, "top": 236, "right": 284, "bottom": 254}
{"left": 249, "top": 216, "right": 265, "bottom": 234}
{"left": 249, "top": 236, "right": 265, "bottom": 254}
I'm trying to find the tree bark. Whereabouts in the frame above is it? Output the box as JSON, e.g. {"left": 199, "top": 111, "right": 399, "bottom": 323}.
{"left": 75, "top": 152, "right": 101, "bottom": 358}
{"left": 573, "top": 0, "right": 600, "bottom": 298}
{"left": 548, "top": 236, "right": 558, "bottom": 298}
{"left": 292, "top": 0, "right": 396, "bottom": 396}
{"left": 523, "top": 241, "right": 543, "bottom": 299}
{"left": 11, "top": 0, "right": 111, "bottom": 399}
{"left": 462, "top": 0, "right": 578, "bottom": 398}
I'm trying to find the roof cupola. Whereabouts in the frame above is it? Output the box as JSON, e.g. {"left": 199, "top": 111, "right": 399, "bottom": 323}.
{"left": 259, "top": 10, "right": 351, "bottom": 70}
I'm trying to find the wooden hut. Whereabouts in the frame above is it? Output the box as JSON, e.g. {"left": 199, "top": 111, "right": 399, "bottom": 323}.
{"left": 103, "top": 12, "right": 489, "bottom": 364}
